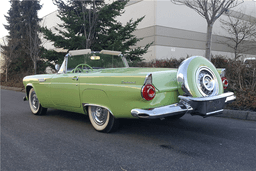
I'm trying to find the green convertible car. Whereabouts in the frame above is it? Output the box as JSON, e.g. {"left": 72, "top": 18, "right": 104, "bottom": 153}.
{"left": 23, "top": 49, "right": 236, "bottom": 132}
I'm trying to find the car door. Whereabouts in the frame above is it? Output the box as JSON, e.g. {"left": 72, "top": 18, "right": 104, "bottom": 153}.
{"left": 50, "top": 73, "right": 81, "bottom": 108}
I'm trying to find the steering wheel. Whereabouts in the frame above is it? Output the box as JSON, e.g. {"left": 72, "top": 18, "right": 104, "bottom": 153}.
{"left": 72, "top": 64, "right": 93, "bottom": 73}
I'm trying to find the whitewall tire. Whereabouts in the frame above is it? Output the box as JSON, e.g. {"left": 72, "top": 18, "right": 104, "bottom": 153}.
{"left": 28, "top": 88, "right": 47, "bottom": 115}
{"left": 88, "top": 106, "right": 119, "bottom": 133}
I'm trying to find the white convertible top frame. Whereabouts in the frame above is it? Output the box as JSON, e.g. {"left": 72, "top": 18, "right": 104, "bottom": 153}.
{"left": 99, "top": 50, "right": 122, "bottom": 56}
{"left": 69, "top": 49, "right": 91, "bottom": 56}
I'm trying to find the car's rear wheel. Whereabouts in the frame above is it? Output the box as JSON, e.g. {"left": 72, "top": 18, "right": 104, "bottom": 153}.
{"left": 88, "top": 106, "right": 119, "bottom": 133}
{"left": 28, "top": 88, "right": 47, "bottom": 115}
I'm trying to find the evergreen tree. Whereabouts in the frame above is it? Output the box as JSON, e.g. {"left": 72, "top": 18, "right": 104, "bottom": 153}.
{"left": 20, "top": 0, "right": 42, "bottom": 74}
{"left": 2, "top": 0, "right": 25, "bottom": 81}
{"left": 4, "top": 1, "right": 22, "bottom": 41}
{"left": 94, "top": 1, "right": 153, "bottom": 61}
{"left": 41, "top": 0, "right": 152, "bottom": 64}
{"left": 2, "top": 0, "right": 43, "bottom": 78}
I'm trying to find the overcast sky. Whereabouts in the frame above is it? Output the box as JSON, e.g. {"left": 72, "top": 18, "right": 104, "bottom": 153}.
{"left": 0, "top": 0, "right": 57, "bottom": 38}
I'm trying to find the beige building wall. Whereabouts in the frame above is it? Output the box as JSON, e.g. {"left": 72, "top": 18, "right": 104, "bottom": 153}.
{"left": 0, "top": 52, "right": 5, "bottom": 73}
{"left": 40, "top": 11, "right": 66, "bottom": 52}
{"left": 0, "top": 36, "right": 7, "bottom": 73}
{"left": 39, "top": 0, "right": 256, "bottom": 61}
{"left": 119, "top": 0, "right": 256, "bottom": 61}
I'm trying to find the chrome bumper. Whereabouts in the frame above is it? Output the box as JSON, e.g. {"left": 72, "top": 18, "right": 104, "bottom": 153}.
{"left": 131, "top": 92, "right": 236, "bottom": 119}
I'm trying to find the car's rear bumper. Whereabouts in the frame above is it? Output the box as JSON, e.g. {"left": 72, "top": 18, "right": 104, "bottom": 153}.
{"left": 131, "top": 92, "right": 236, "bottom": 119}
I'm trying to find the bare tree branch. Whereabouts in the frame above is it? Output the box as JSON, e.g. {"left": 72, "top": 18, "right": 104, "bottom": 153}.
{"left": 1, "top": 37, "right": 20, "bottom": 82}
{"left": 171, "top": 0, "right": 242, "bottom": 60}
{"left": 219, "top": 11, "right": 256, "bottom": 60}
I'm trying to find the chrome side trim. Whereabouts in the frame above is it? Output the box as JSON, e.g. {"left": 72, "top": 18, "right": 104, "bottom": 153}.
{"left": 143, "top": 73, "right": 152, "bottom": 85}
{"left": 38, "top": 78, "right": 46, "bottom": 82}
{"left": 83, "top": 103, "right": 114, "bottom": 116}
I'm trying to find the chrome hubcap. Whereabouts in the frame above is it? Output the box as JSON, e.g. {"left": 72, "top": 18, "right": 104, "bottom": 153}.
{"left": 196, "top": 67, "right": 218, "bottom": 97}
{"left": 91, "top": 106, "right": 108, "bottom": 126}
{"left": 202, "top": 74, "right": 215, "bottom": 91}
{"left": 30, "top": 91, "right": 39, "bottom": 111}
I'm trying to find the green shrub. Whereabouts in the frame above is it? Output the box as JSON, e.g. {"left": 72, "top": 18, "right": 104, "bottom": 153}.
{"left": 211, "top": 55, "right": 256, "bottom": 111}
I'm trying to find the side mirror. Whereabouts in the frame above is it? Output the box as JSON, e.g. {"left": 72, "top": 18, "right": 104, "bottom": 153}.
{"left": 55, "top": 64, "right": 60, "bottom": 71}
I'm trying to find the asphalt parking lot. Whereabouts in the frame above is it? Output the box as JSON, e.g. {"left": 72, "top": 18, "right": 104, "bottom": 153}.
{"left": 1, "top": 89, "right": 256, "bottom": 171}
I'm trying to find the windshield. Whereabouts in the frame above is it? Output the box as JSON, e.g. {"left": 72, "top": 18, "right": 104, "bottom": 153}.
{"left": 58, "top": 51, "right": 128, "bottom": 74}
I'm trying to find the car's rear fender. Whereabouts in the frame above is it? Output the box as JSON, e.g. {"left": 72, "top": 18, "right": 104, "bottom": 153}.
{"left": 78, "top": 72, "right": 180, "bottom": 118}
{"left": 151, "top": 70, "right": 179, "bottom": 92}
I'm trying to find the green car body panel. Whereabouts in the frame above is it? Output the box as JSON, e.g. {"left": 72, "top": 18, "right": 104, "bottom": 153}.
{"left": 23, "top": 67, "right": 180, "bottom": 118}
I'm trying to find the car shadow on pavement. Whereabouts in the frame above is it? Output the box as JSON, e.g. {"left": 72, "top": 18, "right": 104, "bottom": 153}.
{"left": 45, "top": 109, "right": 90, "bottom": 123}
{"left": 44, "top": 109, "right": 230, "bottom": 142}
{"left": 117, "top": 115, "right": 231, "bottom": 141}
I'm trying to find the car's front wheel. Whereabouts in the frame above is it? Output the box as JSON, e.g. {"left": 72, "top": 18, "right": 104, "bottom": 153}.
{"left": 28, "top": 88, "right": 47, "bottom": 115}
{"left": 88, "top": 106, "right": 119, "bottom": 133}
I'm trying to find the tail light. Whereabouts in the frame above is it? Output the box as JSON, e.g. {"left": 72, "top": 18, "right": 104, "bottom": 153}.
{"left": 141, "top": 74, "right": 156, "bottom": 101}
{"left": 142, "top": 84, "right": 156, "bottom": 101}
{"left": 221, "top": 77, "right": 228, "bottom": 89}
{"left": 220, "top": 69, "right": 228, "bottom": 89}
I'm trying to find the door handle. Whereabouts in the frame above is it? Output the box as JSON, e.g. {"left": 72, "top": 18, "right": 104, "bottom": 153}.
{"left": 72, "top": 77, "right": 79, "bottom": 81}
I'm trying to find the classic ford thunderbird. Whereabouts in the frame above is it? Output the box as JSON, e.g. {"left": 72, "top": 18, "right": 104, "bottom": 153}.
{"left": 23, "top": 49, "right": 236, "bottom": 132}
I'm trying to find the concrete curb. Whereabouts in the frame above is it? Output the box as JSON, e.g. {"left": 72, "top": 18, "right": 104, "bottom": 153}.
{"left": 1, "top": 86, "right": 25, "bottom": 92}
{"left": 1, "top": 86, "right": 255, "bottom": 121}
{"left": 216, "top": 109, "right": 256, "bottom": 121}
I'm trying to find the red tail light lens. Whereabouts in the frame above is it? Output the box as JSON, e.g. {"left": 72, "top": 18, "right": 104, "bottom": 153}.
{"left": 221, "top": 77, "right": 228, "bottom": 89}
{"left": 142, "top": 84, "right": 156, "bottom": 101}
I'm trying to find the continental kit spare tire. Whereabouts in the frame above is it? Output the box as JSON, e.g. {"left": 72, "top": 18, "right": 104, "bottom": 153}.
{"left": 177, "top": 56, "right": 224, "bottom": 97}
